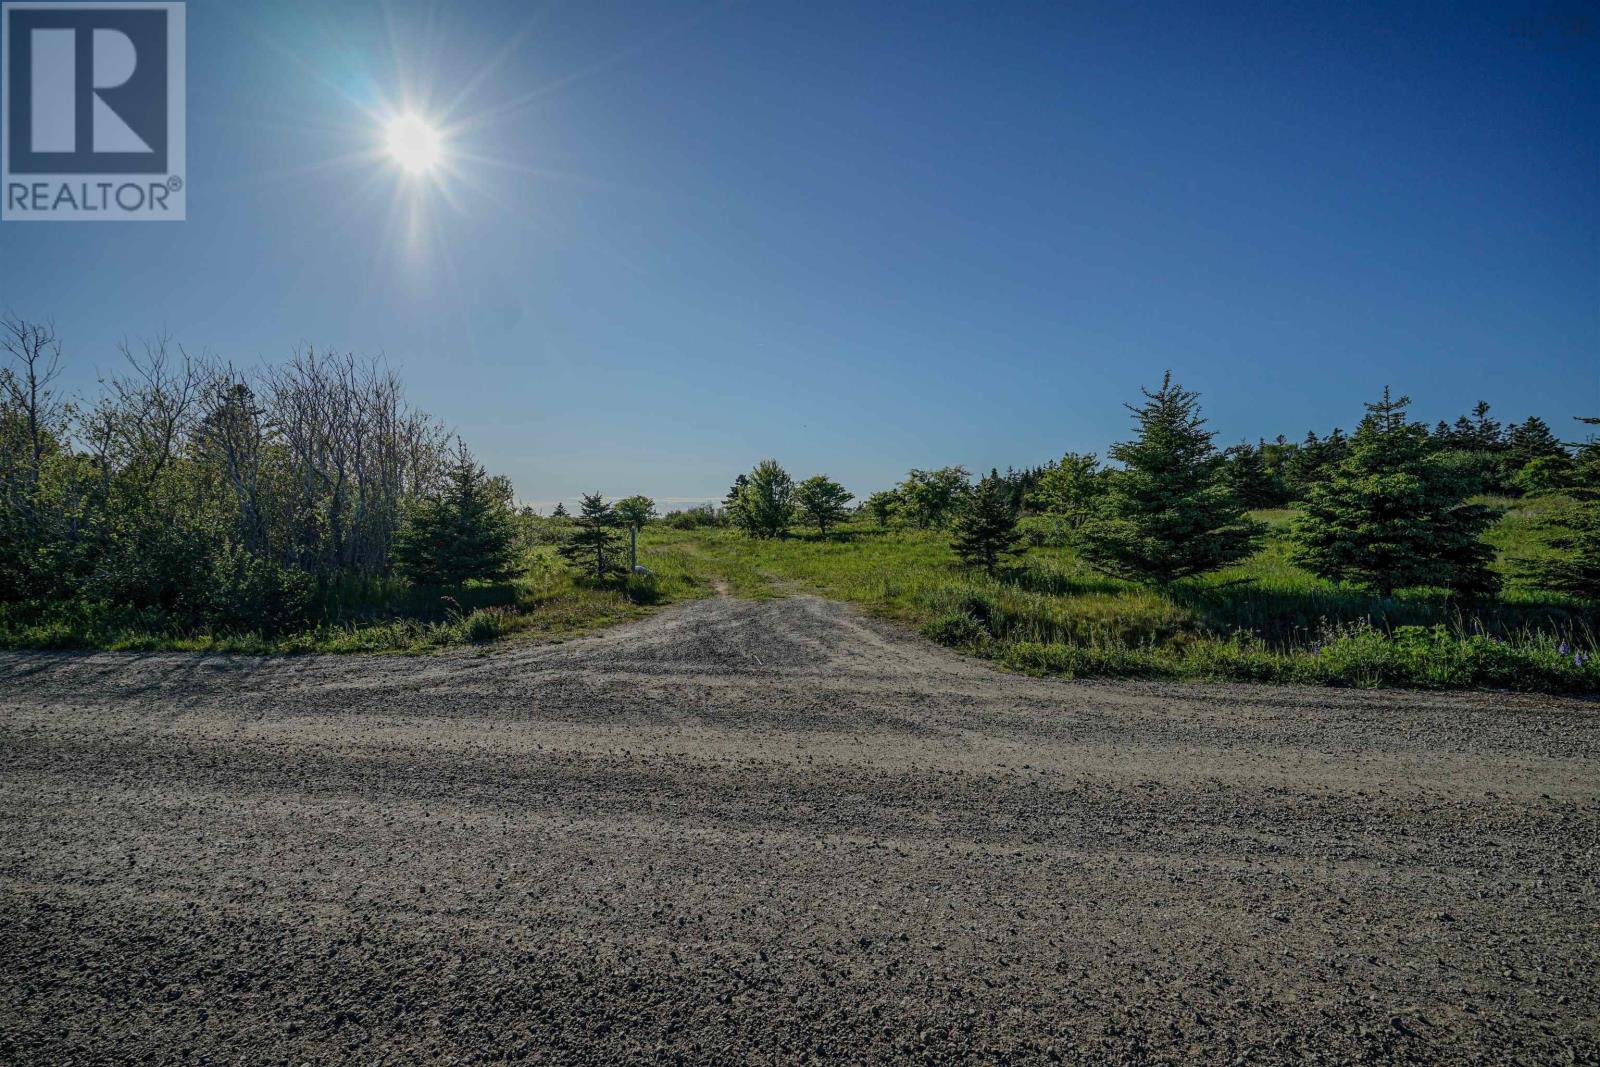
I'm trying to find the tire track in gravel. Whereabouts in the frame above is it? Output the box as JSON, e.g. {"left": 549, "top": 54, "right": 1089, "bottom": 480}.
{"left": 2, "top": 594, "right": 1598, "bottom": 1064}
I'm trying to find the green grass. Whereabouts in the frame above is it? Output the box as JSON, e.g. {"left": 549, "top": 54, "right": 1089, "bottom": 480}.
{"left": 0, "top": 542, "right": 712, "bottom": 654}
{"left": 646, "top": 506, "right": 1598, "bottom": 694}
{"left": 5, "top": 505, "right": 1595, "bottom": 693}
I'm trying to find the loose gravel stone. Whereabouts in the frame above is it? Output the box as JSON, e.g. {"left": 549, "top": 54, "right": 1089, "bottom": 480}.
{"left": 1, "top": 595, "right": 1597, "bottom": 1064}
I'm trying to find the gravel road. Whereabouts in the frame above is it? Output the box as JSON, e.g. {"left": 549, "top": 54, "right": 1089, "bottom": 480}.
{"left": 2, "top": 594, "right": 1597, "bottom": 1064}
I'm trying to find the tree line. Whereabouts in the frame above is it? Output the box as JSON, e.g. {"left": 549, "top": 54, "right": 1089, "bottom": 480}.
{"left": 704, "top": 373, "right": 1597, "bottom": 602}
{"left": 0, "top": 316, "right": 528, "bottom": 633}
{"left": 4, "top": 311, "right": 1593, "bottom": 640}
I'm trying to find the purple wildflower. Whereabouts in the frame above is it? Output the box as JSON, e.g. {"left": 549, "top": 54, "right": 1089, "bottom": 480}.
{"left": 1558, "top": 642, "right": 1570, "bottom": 656}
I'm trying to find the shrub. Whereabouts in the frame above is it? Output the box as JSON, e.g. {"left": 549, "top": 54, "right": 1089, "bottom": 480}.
{"left": 192, "top": 543, "right": 315, "bottom": 634}
{"left": 664, "top": 505, "right": 721, "bottom": 529}
{"left": 462, "top": 607, "right": 509, "bottom": 643}
{"left": 922, "top": 613, "right": 989, "bottom": 648}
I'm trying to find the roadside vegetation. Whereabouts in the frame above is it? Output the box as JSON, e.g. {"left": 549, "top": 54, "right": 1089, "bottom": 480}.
{"left": 0, "top": 315, "right": 707, "bottom": 653}
{"left": 1, "top": 312, "right": 1594, "bottom": 690}
{"left": 662, "top": 379, "right": 1598, "bottom": 695}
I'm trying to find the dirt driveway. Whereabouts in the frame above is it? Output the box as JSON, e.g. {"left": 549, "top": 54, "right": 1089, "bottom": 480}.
{"left": 2, "top": 595, "right": 1597, "bottom": 1064}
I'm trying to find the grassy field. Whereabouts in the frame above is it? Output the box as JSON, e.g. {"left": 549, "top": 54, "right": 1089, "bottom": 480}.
{"left": 645, "top": 496, "right": 1598, "bottom": 694}
{"left": 2, "top": 498, "right": 1595, "bottom": 693}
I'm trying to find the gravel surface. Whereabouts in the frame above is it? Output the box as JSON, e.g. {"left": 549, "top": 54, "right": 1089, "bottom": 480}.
{"left": 2, "top": 594, "right": 1598, "bottom": 1065}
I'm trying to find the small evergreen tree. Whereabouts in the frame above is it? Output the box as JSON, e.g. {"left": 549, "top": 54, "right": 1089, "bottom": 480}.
{"left": 1076, "top": 373, "right": 1264, "bottom": 584}
{"left": 551, "top": 502, "right": 569, "bottom": 518}
{"left": 951, "top": 469, "right": 1023, "bottom": 574}
{"left": 729, "top": 460, "right": 795, "bottom": 538}
{"left": 1521, "top": 417, "right": 1600, "bottom": 601}
{"left": 613, "top": 494, "right": 657, "bottom": 571}
{"left": 392, "top": 441, "right": 518, "bottom": 586}
{"left": 1505, "top": 416, "right": 1571, "bottom": 491}
{"left": 1221, "top": 442, "right": 1284, "bottom": 507}
{"left": 557, "top": 492, "right": 626, "bottom": 580}
{"left": 863, "top": 490, "right": 899, "bottom": 528}
{"left": 794, "top": 475, "right": 853, "bottom": 534}
{"left": 1027, "top": 452, "right": 1102, "bottom": 527}
{"left": 1290, "top": 389, "right": 1500, "bottom": 597}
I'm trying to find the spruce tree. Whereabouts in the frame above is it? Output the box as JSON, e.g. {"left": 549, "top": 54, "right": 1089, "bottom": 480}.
{"left": 393, "top": 441, "right": 518, "bottom": 586}
{"left": 1506, "top": 416, "right": 1572, "bottom": 491}
{"left": 794, "top": 475, "right": 853, "bottom": 534}
{"left": 952, "top": 469, "right": 1023, "bottom": 574}
{"left": 1076, "top": 373, "right": 1264, "bottom": 584}
{"left": 1221, "top": 442, "right": 1283, "bottom": 508}
{"left": 1521, "top": 417, "right": 1600, "bottom": 601}
{"left": 557, "top": 492, "right": 626, "bottom": 580}
{"left": 1290, "top": 389, "right": 1500, "bottom": 597}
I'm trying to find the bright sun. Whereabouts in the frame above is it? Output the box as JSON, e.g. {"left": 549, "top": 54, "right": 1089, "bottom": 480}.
{"left": 384, "top": 113, "right": 443, "bottom": 175}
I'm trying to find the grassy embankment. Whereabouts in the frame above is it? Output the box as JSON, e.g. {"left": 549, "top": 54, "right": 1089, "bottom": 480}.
{"left": 649, "top": 496, "right": 1598, "bottom": 694}
{"left": 0, "top": 542, "right": 712, "bottom": 654}
{"left": 3, "top": 497, "right": 1594, "bottom": 693}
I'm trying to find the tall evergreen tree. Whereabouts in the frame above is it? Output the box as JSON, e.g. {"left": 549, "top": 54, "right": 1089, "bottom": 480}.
{"left": 1469, "top": 401, "right": 1504, "bottom": 451}
{"left": 1505, "top": 416, "right": 1563, "bottom": 466}
{"left": 794, "top": 475, "right": 853, "bottom": 535}
{"left": 1290, "top": 389, "right": 1500, "bottom": 597}
{"left": 1076, "top": 373, "right": 1264, "bottom": 584}
{"left": 392, "top": 441, "right": 518, "bottom": 586}
{"left": 951, "top": 469, "right": 1023, "bottom": 574}
{"left": 557, "top": 492, "right": 626, "bottom": 580}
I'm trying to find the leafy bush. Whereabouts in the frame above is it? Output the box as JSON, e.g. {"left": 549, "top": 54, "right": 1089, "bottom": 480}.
{"left": 663, "top": 505, "right": 722, "bottom": 529}
{"left": 1018, "top": 515, "right": 1074, "bottom": 548}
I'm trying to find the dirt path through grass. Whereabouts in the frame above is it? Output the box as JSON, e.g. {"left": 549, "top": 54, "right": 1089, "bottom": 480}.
{"left": 2, "top": 595, "right": 1597, "bottom": 1063}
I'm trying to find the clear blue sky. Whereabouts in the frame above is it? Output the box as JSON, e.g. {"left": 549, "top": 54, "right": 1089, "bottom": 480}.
{"left": 3, "top": 0, "right": 1596, "bottom": 507}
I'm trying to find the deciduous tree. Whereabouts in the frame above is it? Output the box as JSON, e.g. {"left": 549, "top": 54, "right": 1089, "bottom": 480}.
{"left": 863, "top": 490, "right": 899, "bottom": 528}
{"left": 794, "top": 475, "right": 853, "bottom": 535}
{"left": 729, "top": 460, "right": 795, "bottom": 538}
{"left": 614, "top": 494, "right": 657, "bottom": 571}
{"left": 1027, "top": 452, "right": 1102, "bottom": 527}
{"left": 898, "top": 466, "right": 969, "bottom": 528}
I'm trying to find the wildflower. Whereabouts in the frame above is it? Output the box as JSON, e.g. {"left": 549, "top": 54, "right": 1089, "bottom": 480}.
{"left": 1578, "top": 651, "right": 1588, "bottom": 669}
{"left": 1558, "top": 642, "right": 1570, "bottom": 656}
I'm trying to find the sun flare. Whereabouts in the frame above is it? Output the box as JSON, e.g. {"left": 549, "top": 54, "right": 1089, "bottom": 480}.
{"left": 384, "top": 113, "right": 443, "bottom": 175}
